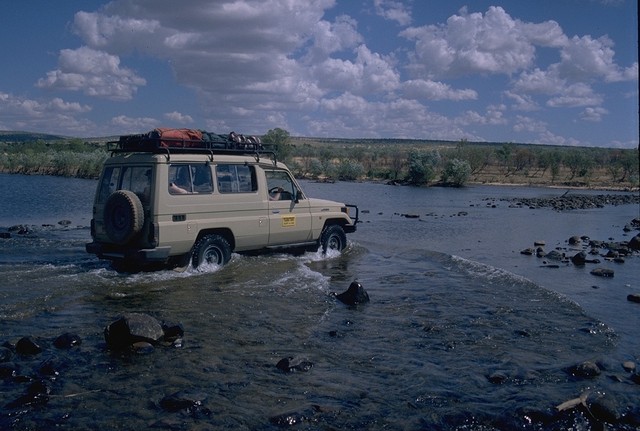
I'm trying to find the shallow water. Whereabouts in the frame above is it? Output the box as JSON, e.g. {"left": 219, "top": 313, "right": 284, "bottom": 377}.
{"left": 0, "top": 173, "right": 639, "bottom": 430}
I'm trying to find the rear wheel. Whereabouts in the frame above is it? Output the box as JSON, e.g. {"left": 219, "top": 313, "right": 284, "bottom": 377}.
{"left": 320, "top": 225, "right": 347, "bottom": 254}
{"left": 191, "top": 234, "right": 231, "bottom": 268}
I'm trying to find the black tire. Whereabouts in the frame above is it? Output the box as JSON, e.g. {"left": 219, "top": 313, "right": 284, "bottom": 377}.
{"left": 320, "top": 224, "right": 347, "bottom": 254}
{"left": 191, "top": 234, "right": 231, "bottom": 268}
{"left": 104, "top": 190, "right": 144, "bottom": 245}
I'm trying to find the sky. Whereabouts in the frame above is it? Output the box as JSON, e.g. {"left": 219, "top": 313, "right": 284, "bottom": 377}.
{"left": 0, "top": 0, "right": 637, "bottom": 148}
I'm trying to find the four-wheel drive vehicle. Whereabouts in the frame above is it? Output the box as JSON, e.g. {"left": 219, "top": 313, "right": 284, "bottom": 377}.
{"left": 86, "top": 129, "right": 359, "bottom": 271}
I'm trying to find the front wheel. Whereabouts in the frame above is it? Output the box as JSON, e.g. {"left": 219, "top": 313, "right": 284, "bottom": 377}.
{"left": 320, "top": 225, "right": 347, "bottom": 254}
{"left": 191, "top": 234, "right": 232, "bottom": 268}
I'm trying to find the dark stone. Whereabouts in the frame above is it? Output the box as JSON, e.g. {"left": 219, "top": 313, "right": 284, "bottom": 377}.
{"left": 487, "top": 371, "right": 508, "bottom": 384}
{"left": 57, "top": 220, "right": 72, "bottom": 226}
{"left": 627, "top": 294, "right": 640, "bottom": 303}
{"left": 0, "top": 346, "right": 11, "bottom": 362}
{"left": 159, "top": 390, "right": 209, "bottom": 413}
{"left": 545, "top": 250, "right": 564, "bottom": 261}
{"left": 520, "top": 248, "right": 534, "bottom": 256}
{"left": 571, "top": 251, "right": 587, "bottom": 265}
{"left": 568, "top": 236, "right": 581, "bottom": 245}
{"left": 104, "top": 313, "right": 164, "bottom": 351}
{"left": 38, "top": 358, "right": 62, "bottom": 377}
{"left": 590, "top": 268, "right": 614, "bottom": 278}
{"left": 161, "top": 322, "right": 185, "bottom": 342}
{"left": 628, "top": 234, "right": 640, "bottom": 251}
{"left": 276, "top": 356, "right": 313, "bottom": 373}
{"left": 0, "top": 232, "right": 10, "bottom": 239}
{"left": 333, "top": 281, "right": 370, "bottom": 306}
{"left": 53, "top": 332, "right": 82, "bottom": 349}
{"left": 589, "top": 393, "right": 621, "bottom": 424}
{"left": 6, "top": 380, "right": 51, "bottom": 409}
{"left": 0, "top": 362, "right": 19, "bottom": 378}
{"left": 569, "top": 361, "right": 601, "bottom": 378}
{"left": 15, "top": 337, "right": 43, "bottom": 355}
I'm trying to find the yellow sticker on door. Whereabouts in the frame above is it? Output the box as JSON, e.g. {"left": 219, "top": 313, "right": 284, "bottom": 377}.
{"left": 281, "top": 215, "right": 296, "bottom": 227}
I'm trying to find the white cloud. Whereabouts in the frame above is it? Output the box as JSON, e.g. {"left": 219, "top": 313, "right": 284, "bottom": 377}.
{"left": 402, "top": 79, "right": 477, "bottom": 101}
{"left": 374, "top": 0, "right": 412, "bottom": 26}
{"left": 111, "top": 115, "right": 159, "bottom": 133}
{"left": 580, "top": 106, "right": 608, "bottom": 122}
{"left": 513, "top": 115, "right": 547, "bottom": 133}
{"left": 164, "top": 111, "right": 194, "bottom": 124}
{"left": 0, "top": 92, "right": 93, "bottom": 134}
{"left": 401, "top": 6, "right": 542, "bottom": 78}
{"left": 36, "top": 46, "right": 146, "bottom": 101}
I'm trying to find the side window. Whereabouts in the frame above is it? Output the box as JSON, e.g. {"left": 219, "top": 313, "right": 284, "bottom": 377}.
{"left": 122, "top": 166, "right": 152, "bottom": 203}
{"left": 265, "top": 170, "right": 297, "bottom": 201}
{"left": 216, "top": 164, "right": 257, "bottom": 193}
{"left": 98, "top": 166, "right": 120, "bottom": 203}
{"left": 192, "top": 164, "right": 214, "bottom": 193}
{"left": 169, "top": 164, "right": 213, "bottom": 195}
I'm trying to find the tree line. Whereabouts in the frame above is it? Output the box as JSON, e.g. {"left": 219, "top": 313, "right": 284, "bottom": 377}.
{"left": 1, "top": 129, "right": 638, "bottom": 189}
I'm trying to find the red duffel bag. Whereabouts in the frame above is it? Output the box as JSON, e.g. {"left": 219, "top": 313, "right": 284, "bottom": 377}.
{"left": 151, "top": 128, "right": 203, "bottom": 148}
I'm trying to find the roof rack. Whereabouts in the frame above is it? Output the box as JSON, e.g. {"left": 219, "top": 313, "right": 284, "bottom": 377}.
{"left": 106, "top": 130, "right": 278, "bottom": 163}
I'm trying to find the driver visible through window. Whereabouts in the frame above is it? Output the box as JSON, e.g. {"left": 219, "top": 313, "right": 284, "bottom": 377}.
{"left": 265, "top": 170, "right": 298, "bottom": 201}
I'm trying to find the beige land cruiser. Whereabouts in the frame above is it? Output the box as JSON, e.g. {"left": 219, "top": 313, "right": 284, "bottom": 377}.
{"left": 85, "top": 129, "right": 358, "bottom": 271}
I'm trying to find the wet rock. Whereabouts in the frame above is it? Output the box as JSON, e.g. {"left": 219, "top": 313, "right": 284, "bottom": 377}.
{"left": 571, "top": 251, "right": 587, "bottom": 265}
{"left": 132, "top": 341, "right": 155, "bottom": 354}
{"left": 569, "top": 361, "right": 601, "bottom": 378}
{"left": 520, "top": 248, "right": 534, "bottom": 256}
{"left": 0, "top": 362, "right": 19, "bottom": 378}
{"left": 53, "top": 332, "right": 82, "bottom": 349}
{"left": 276, "top": 356, "right": 313, "bottom": 373}
{"left": 104, "top": 313, "right": 165, "bottom": 351}
{"left": 57, "top": 219, "right": 72, "bottom": 226}
{"left": 159, "top": 390, "right": 209, "bottom": 414}
{"left": 332, "top": 281, "right": 370, "bottom": 306}
{"left": 590, "top": 268, "right": 614, "bottom": 278}
{"left": 588, "top": 393, "right": 621, "bottom": 424}
{"left": 544, "top": 250, "right": 564, "bottom": 261}
{"left": 632, "top": 373, "right": 640, "bottom": 384}
{"left": 38, "top": 357, "right": 62, "bottom": 378}
{"left": 622, "top": 361, "right": 636, "bottom": 372}
{"left": 487, "top": 371, "right": 508, "bottom": 384}
{"left": 15, "top": 337, "right": 43, "bottom": 355}
{"left": 534, "top": 240, "right": 546, "bottom": 246}
{"left": 629, "top": 234, "right": 640, "bottom": 251}
{"left": 6, "top": 379, "right": 51, "bottom": 409}
{"left": 568, "top": 236, "right": 581, "bottom": 245}
{"left": 0, "top": 232, "right": 10, "bottom": 239}
{"left": 0, "top": 346, "right": 11, "bottom": 362}
{"left": 269, "top": 405, "right": 329, "bottom": 427}
{"left": 627, "top": 294, "right": 640, "bottom": 303}
{"left": 161, "top": 322, "right": 184, "bottom": 343}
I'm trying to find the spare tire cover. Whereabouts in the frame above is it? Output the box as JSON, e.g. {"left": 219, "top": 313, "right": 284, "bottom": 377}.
{"left": 104, "top": 190, "right": 144, "bottom": 245}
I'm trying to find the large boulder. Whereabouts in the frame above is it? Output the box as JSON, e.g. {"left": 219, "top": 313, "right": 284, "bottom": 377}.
{"left": 104, "top": 313, "right": 165, "bottom": 351}
{"left": 333, "top": 281, "right": 370, "bottom": 306}
{"left": 629, "top": 234, "right": 640, "bottom": 251}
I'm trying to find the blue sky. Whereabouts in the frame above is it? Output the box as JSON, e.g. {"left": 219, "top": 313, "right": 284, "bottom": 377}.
{"left": 0, "top": 0, "right": 637, "bottom": 148}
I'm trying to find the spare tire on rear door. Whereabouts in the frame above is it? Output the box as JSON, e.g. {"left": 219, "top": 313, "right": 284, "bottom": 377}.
{"left": 104, "top": 190, "right": 144, "bottom": 245}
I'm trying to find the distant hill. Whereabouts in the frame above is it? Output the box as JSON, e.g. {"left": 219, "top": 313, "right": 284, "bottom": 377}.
{"left": 0, "top": 131, "right": 71, "bottom": 142}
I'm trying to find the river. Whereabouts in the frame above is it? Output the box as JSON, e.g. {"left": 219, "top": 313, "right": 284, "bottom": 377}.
{"left": 0, "top": 172, "right": 639, "bottom": 430}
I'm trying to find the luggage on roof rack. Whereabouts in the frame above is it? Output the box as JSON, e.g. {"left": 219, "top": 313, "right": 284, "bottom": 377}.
{"left": 110, "top": 128, "right": 265, "bottom": 152}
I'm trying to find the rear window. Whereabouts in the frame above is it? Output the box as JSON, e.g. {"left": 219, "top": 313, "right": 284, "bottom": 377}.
{"left": 216, "top": 164, "right": 257, "bottom": 193}
{"left": 97, "top": 166, "right": 151, "bottom": 204}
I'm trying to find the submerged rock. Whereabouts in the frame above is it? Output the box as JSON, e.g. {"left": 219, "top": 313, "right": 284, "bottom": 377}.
{"left": 590, "top": 268, "right": 614, "bottom": 278}
{"left": 276, "top": 356, "right": 313, "bottom": 373}
{"left": 53, "top": 332, "right": 82, "bottom": 349}
{"left": 15, "top": 337, "right": 43, "bottom": 355}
